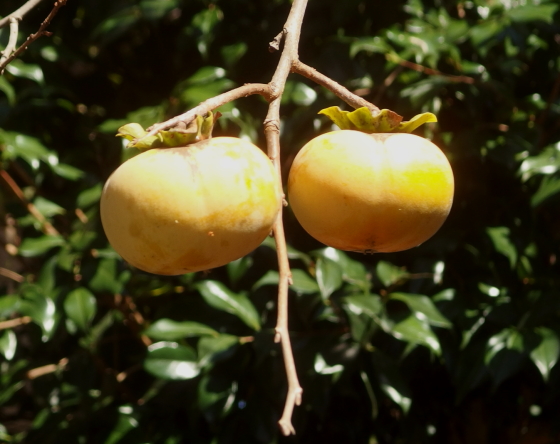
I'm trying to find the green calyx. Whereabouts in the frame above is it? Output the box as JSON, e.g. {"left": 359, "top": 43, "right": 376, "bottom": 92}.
{"left": 319, "top": 106, "right": 437, "bottom": 134}
{"left": 117, "top": 111, "right": 218, "bottom": 150}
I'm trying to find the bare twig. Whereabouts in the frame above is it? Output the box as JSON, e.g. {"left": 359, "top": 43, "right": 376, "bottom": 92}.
{"left": 0, "top": 169, "right": 60, "bottom": 236}
{"left": 0, "top": 267, "right": 24, "bottom": 283}
{"left": 26, "top": 357, "right": 68, "bottom": 379}
{"left": 263, "top": 0, "right": 310, "bottom": 436}
{"left": 0, "top": 0, "right": 44, "bottom": 29}
{"left": 145, "top": 83, "right": 272, "bottom": 137}
{"left": 0, "top": 316, "right": 32, "bottom": 330}
{"left": 292, "top": 60, "right": 380, "bottom": 113}
{"left": 386, "top": 53, "right": 475, "bottom": 84}
{"left": 0, "top": 18, "right": 21, "bottom": 66}
{"left": 0, "top": 0, "right": 68, "bottom": 74}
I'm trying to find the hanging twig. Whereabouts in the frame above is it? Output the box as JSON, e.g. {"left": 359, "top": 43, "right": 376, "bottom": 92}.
{"left": 0, "top": 0, "right": 68, "bottom": 74}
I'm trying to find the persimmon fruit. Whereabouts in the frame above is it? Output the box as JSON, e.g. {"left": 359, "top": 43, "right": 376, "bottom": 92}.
{"left": 100, "top": 137, "right": 281, "bottom": 275}
{"left": 287, "top": 130, "right": 454, "bottom": 253}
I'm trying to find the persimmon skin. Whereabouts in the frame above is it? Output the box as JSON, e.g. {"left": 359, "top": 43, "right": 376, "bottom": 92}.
{"left": 287, "top": 130, "right": 454, "bottom": 253}
{"left": 100, "top": 137, "right": 281, "bottom": 275}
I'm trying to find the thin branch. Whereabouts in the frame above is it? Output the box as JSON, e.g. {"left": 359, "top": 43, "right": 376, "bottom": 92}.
{"left": 0, "top": 169, "right": 60, "bottom": 236}
{"left": 26, "top": 357, "right": 68, "bottom": 379}
{"left": 145, "top": 83, "right": 272, "bottom": 137}
{"left": 0, "top": 0, "right": 44, "bottom": 29}
{"left": 0, "top": 18, "right": 21, "bottom": 66}
{"left": 386, "top": 53, "right": 475, "bottom": 84}
{"left": 0, "top": 267, "right": 24, "bottom": 283}
{"left": 292, "top": 60, "right": 380, "bottom": 113}
{"left": 0, "top": 316, "right": 32, "bottom": 330}
{"left": 0, "top": 0, "right": 68, "bottom": 74}
{"left": 263, "top": 0, "right": 309, "bottom": 436}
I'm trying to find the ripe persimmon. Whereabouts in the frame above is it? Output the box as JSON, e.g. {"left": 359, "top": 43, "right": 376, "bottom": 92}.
{"left": 287, "top": 130, "right": 454, "bottom": 253}
{"left": 100, "top": 137, "right": 281, "bottom": 275}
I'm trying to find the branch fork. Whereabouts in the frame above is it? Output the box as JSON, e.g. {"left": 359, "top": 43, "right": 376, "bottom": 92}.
{"left": 129, "top": 0, "right": 383, "bottom": 436}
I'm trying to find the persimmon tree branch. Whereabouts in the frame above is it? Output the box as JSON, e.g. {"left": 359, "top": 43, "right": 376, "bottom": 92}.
{"left": 0, "top": 0, "right": 67, "bottom": 74}
{"left": 262, "top": 0, "right": 309, "bottom": 436}
{"left": 0, "top": 0, "right": 45, "bottom": 29}
{"left": 292, "top": 60, "right": 380, "bottom": 113}
{"left": 146, "top": 83, "right": 272, "bottom": 135}
{"left": 135, "top": 0, "right": 383, "bottom": 436}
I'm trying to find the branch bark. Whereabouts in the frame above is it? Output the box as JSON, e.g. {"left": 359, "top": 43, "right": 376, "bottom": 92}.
{"left": 0, "top": 0, "right": 67, "bottom": 74}
{"left": 0, "top": 0, "right": 44, "bottom": 29}
{"left": 262, "top": 0, "right": 309, "bottom": 436}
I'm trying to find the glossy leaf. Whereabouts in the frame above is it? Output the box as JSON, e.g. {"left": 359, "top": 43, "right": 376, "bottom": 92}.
{"left": 0, "top": 330, "right": 17, "bottom": 361}
{"left": 144, "top": 342, "right": 199, "bottom": 380}
{"left": 389, "top": 293, "right": 452, "bottom": 328}
{"left": 18, "top": 236, "right": 65, "bottom": 257}
{"left": 391, "top": 315, "right": 441, "bottom": 355}
{"left": 64, "top": 288, "right": 97, "bottom": 331}
{"left": 196, "top": 281, "right": 260, "bottom": 330}
{"left": 315, "top": 257, "right": 343, "bottom": 300}
{"left": 376, "top": 261, "right": 408, "bottom": 287}
{"left": 486, "top": 226, "right": 517, "bottom": 268}
{"left": 144, "top": 319, "right": 218, "bottom": 341}
{"left": 530, "top": 328, "right": 560, "bottom": 381}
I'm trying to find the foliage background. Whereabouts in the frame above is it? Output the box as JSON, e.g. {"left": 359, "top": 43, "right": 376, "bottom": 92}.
{"left": 1, "top": 0, "right": 560, "bottom": 443}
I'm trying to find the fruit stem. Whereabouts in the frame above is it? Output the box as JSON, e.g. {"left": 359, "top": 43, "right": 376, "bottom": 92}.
{"left": 263, "top": 0, "right": 308, "bottom": 436}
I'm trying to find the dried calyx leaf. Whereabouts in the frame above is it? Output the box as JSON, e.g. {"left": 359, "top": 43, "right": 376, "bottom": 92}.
{"left": 319, "top": 106, "right": 437, "bottom": 134}
{"left": 116, "top": 112, "right": 219, "bottom": 150}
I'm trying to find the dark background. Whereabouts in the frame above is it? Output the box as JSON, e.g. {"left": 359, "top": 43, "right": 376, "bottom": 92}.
{"left": 1, "top": 0, "right": 560, "bottom": 443}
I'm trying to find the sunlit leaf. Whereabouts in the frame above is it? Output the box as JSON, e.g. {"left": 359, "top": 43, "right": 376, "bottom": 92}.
{"left": 144, "top": 319, "right": 218, "bottom": 341}
{"left": 18, "top": 235, "right": 65, "bottom": 257}
{"left": 0, "top": 330, "right": 17, "bottom": 361}
{"left": 530, "top": 327, "right": 560, "bottom": 381}
{"left": 196, "top": 281, "right": 260, "bottom": 331}
{"left": 486, "top": 226, "right": 517, "bottom": 268}
{"left": 64, "top": 287, "right": 97, "bottom": 331}
{"left": 376, "top": 261, "right": 408, "bottom": 287}
{"left": 315, "top": 257, "right": 343, "bottom": 300}
{"left": 391, "top": 315, "right": 441, "bottom": 355}
{"left": 389, "top": 293, "right": 452, "bottom": 328}
{"left": 144, "top": 342, "right": 199, "bottom": 380}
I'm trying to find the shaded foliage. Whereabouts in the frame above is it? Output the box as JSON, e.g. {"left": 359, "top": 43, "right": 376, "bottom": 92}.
{"left": 1, "top": 0, "right": 560, "bottom": 443}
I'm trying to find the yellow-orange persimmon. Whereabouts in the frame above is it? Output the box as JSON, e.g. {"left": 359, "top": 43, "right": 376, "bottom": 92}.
{"left": 287, "top": 130, "right": 454, "bottom": 253}
{"left": 100, "top": 137, "right": 281, "bottom": 275}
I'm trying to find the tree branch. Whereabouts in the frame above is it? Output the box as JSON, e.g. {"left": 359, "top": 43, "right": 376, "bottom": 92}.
{"left": 263, "top": 0, "right": 309, "bottom": 436}
{"left": 0, "top": 0, "right": 67, "bottom": 74}
{"left": 145, "top": 83, "right": 272, "bottom": 137}
{"left": 0, "top": 0, "right": 44, "bottom": 29}
{"left": 292, "top": 60, "right": 380, "bottom": 113}
{"left": 0, "top": 169, "right": 60, "bottom": 236}
{"left": 0, "top": 18, "right": 21, "bottom": 67}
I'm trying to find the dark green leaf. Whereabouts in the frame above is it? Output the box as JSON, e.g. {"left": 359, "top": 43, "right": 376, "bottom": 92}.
{"left": 89, "top": 258, "right": 123, "bottom": 294}
{"left": 389, "top": 293, "right": 452, "bottom": 328}
{"left": 376, "top": 261, "right": 408, "bottom": 287}
{"left": 144, "top": 319, "right": 218, "bottom": 341}
{"left": 77, "top": 183, "right": 103, "bottom": 209}
{"left": 144, "top": 342, "right": 200, "bottom": 380}
{"left": 0, "top": 330, "right": 17, "bottom": 361}
{"left": 5, "top": 60, "right": 44, "bottom": 84}
{"left": 530, "top": 327, "right": 560, "bottom": 381}
{"left": 64, "top": 288, "right": 96, "bottom": 331}
{"left": 196, "top": 281, "right": 260, "bottom": 330}
{"left": 343, "top": 294, "right": 383, "bottom": 319}
{"left": 531, "top": 175, "right": 560, "bottom": 207}
{"left": 315, "top": 257, "right": 343, "bottom": 300}
{"left": 198, "top": 334, "right": 239, "bottom": 367}
{"left": 227, "top": 256, "right": 253, "bottom": 285}
{"left": 486, "top": 226, "right": 517, "bottom": 267}
{"left": 18, "top": 236, "right": 65, "bottom": 257}
{"left": 391, "top": 315, "right": 441, "bottom": 355}
{"left": 291, "top": 269, "right": 320, "bottom": 295}
{"left": 507, "top": 4, "right": 559, "bottom": 24}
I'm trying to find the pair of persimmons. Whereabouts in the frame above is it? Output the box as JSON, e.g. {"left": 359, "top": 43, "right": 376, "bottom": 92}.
{"left": 100, "top": 109, "right": 454, "bottom": 276}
